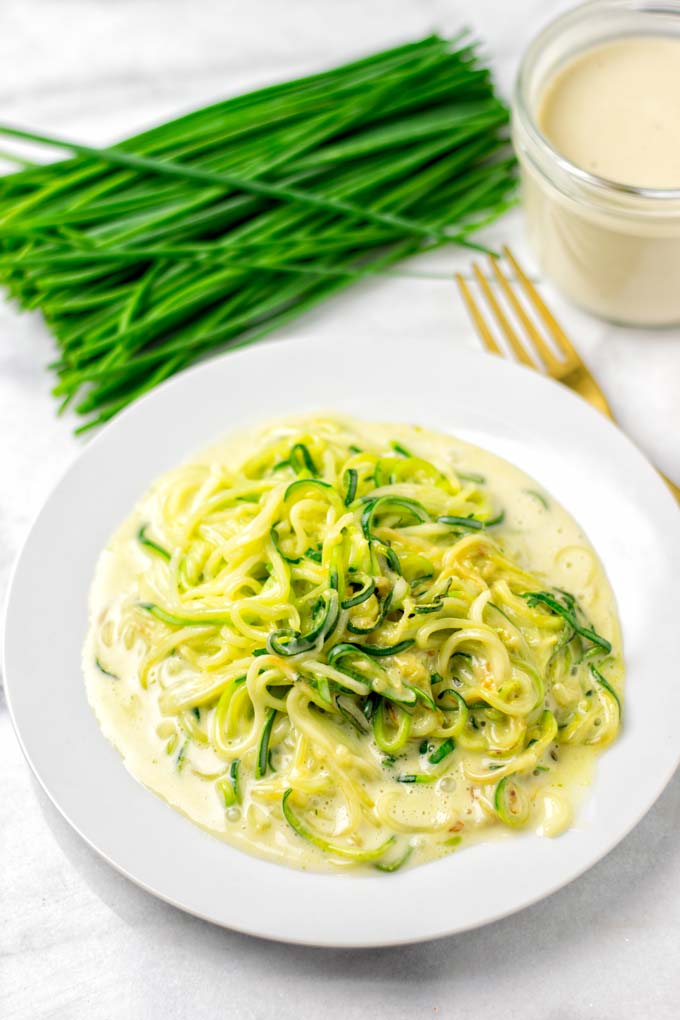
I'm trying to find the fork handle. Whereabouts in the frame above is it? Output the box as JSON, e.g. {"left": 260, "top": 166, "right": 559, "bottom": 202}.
{"left": 660, "top": 471, "right": 680, "bottom": 502}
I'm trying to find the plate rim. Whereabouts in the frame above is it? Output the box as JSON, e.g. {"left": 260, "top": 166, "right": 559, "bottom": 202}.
{"left": 5, "top": 334, "right": 680, "bottom": 948}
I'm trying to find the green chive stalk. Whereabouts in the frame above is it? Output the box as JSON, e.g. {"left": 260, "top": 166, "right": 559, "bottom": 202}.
{"left": 0, "top": 33, "right": 516, "bottom": 430}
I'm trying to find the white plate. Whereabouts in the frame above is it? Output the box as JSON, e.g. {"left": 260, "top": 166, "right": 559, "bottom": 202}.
{"left": 5, "top": 335, "right": 680, "bottom": 947}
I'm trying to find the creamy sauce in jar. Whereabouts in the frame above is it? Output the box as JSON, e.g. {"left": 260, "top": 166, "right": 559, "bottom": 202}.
{"left": 515, "top": 29, "right": 680, "bottom": 325}
{"left": 539, "top": 37, "right": 680, "bottom": 189}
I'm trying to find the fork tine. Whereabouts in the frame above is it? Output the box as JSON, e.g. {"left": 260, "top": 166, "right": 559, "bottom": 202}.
{"left": 487, "top": 254, "right": 562, "bottom": 374}
{"left": 455, "top": 272, "right": 503, "bottom": 356}
{"left": 470, "top": 262, "right": 536, "bottom": 368}
{"left": 502, "top": 246, "right": 580, "bottom": 367}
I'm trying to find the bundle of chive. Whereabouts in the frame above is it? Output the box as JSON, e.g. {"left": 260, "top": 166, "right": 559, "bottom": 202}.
{"left": 0, "top": 34, "right": 515, "bottom": 431}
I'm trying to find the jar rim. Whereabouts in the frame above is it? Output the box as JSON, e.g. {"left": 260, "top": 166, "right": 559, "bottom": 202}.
{"left": 514, "top": 0, "right": 680, "bottom": 202}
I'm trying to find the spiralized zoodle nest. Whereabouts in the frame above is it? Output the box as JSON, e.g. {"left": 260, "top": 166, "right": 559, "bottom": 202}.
{"left": 88, "top": 414, "right": 623, "bottom": 871}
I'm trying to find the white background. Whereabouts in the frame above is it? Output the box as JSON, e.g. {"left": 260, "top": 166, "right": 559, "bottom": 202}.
{"left": 1, "top": 1, "right": 679, "bottom": 1017}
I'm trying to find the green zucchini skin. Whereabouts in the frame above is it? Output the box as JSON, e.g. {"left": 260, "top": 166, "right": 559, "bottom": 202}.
{"left": 137, "top": 524, "right": 171, "bottom": 560}
{"left": 522, "top": 591, "right": 612, "bottom": 653}
{"left": 282, "top": 789, "right": 395, "bottom": 862}
{"left": 89, "top": 415, "right": 622, "bottom": 875}
{"left": 494, "top": 776, "right": 529, "bottom": 826}
{"left": 267, "top": 589, "right": 340, "bottom": 656}
{"left": 256, "top": 709, "right": 277, "bottom": 778}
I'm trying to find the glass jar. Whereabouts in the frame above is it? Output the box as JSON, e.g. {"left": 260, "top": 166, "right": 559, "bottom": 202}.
{"left": 512, "top": 0, "right": 680, "bottom": 326}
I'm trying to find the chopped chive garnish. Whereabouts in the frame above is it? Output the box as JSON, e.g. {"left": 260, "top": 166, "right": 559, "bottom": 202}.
{"left": 428, "top": 737, "right": 455, "bottom": 764}
{"left": 176, "top": 740, "right": 189, "bottom": 771}
{"left": 522, "top": 591, "right": 612, "bottom": 653}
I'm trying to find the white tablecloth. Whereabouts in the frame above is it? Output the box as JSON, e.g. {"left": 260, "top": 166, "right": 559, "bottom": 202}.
{"left": 2, "top": 2, "right": 679, "bottom": 1017}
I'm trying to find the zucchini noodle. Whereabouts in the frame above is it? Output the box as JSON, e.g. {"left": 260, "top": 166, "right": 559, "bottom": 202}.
{"left": 84, "top": 415, "right": 624, "bottom": 872}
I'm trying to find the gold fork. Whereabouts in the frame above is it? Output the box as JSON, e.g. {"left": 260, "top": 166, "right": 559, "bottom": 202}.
{"left": 456, "top": 245, "right": 680, "bottom": 503}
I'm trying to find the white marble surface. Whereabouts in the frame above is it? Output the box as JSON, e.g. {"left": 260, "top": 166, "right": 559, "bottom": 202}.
{"left": 2, "top": 2, "right": 679, "bottom": 1017}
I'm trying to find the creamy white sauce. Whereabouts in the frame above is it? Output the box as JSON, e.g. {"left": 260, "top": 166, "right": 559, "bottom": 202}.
{"left": 539, "top": 37, "right": 680, "bottom": 189}
{"left": 517, "top": 35, "right": 680, "bottom": 325}
{"left": 83, "top": 417, "right": 623, "bottom": 871}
